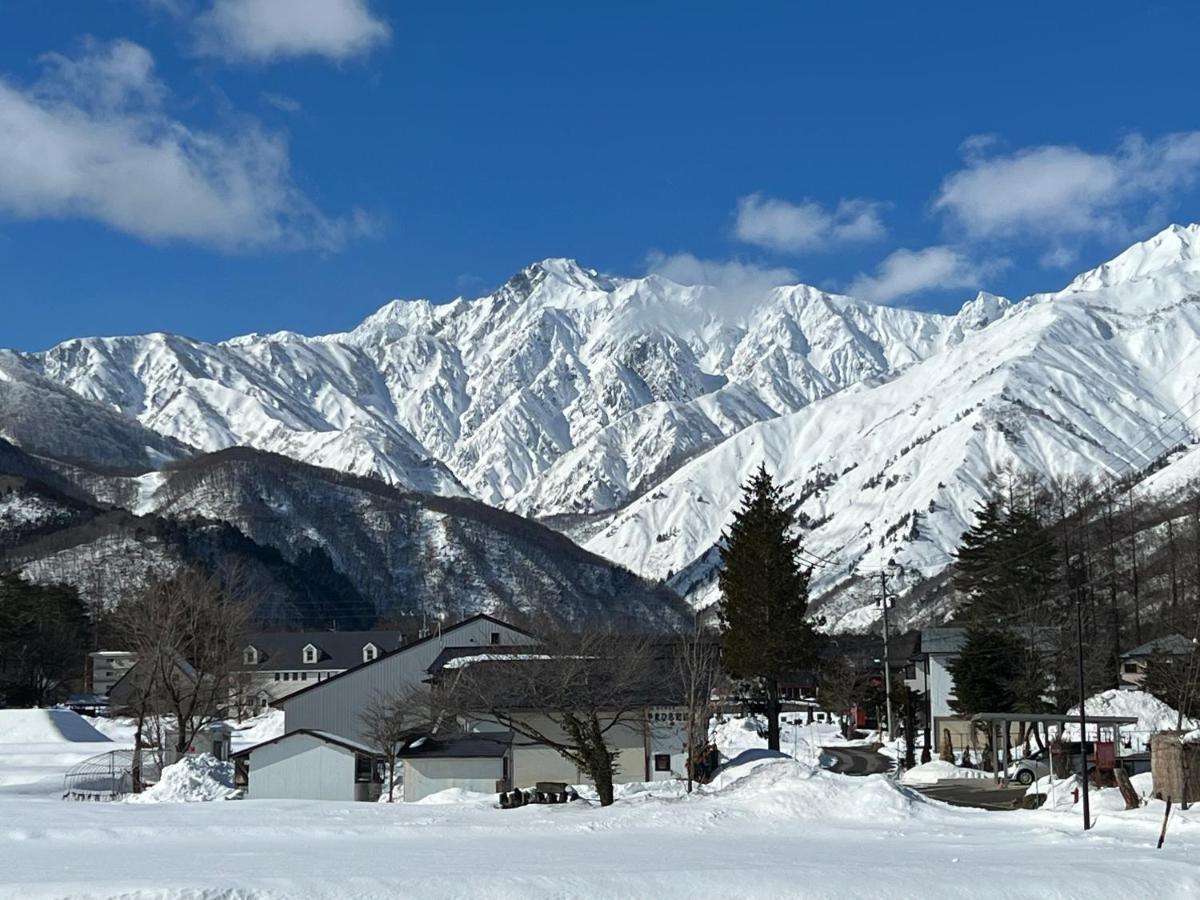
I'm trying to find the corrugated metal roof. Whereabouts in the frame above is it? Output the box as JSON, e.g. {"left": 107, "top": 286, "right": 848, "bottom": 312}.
{"left": 1121, "top": 633, "right": 1195, "bottom": 659}
{"left": 920, "top": 627, "right": 967, "bottom": 654}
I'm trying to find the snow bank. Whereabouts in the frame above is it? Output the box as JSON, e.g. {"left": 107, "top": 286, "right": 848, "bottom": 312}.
{"left": 707, "top": 757, "right": 924, "bottom": 823}
{"left": 413, "top": 787, "right": 495, "bottom": 805}
{"left": 0, "top": 709, "right": 111, "bottom": 744}
{"left": 1066, "top": 689, "right": 1196, "bottom": 747}
{"left": 1027, "top": 772, "right": 1155, "bottom": 814}
{"left": 126, "top": 754, "right": 239, "bottom": 803}
{"left": 900, "top": 759, "right": 992, "bottom": 785}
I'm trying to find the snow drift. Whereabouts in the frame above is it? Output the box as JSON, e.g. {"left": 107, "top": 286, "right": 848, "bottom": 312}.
{"left": 126, "top": 754, "right": 239, "bottom": 803}
{"left": 0, "top": 710, "right": 111, "bottom": 744}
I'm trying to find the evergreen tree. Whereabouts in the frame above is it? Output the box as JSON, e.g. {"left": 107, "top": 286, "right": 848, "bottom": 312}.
{"left": 0, "top": 573, "right": 91, "bottom": 706}
{"left": 718, "top": 465, "right": 821, "bottom": 751}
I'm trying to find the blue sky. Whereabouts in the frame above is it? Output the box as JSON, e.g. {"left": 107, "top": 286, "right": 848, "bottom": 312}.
{"left": 3, "top": 0, "right": 1200, "bottom": 351}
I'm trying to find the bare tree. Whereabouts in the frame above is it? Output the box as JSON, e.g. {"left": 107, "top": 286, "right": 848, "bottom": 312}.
{"left": 359, "top": 688, "right": 445, "bottom": 802}
{"left": 675, "top": 617, "right": 723, "bottom": 792}
{"left": 440, "top": 630, "right": 659, "bottom": 807}
{"left": 118, "top": 564, "right": 253, "bottom": 759}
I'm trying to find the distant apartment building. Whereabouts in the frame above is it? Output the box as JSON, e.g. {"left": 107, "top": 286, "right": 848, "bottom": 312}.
{"left": 88, "top": 651, "right": 137, "bottom": 695}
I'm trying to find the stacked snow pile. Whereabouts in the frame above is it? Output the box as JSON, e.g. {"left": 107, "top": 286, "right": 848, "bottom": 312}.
{"left": 0, "top": 709, "right": 111, "bottom": 743}
{"left": 1066, "top": 690, "right": 1196, "bottom": 748}
{"left": 705, "top": 757, "right": 924, "bottom": 823}
{"left": 126, "top": 754, "right": 239, "bottom": 803}
{"left": 900, "top": 760, "right": 992, "bottom": 786}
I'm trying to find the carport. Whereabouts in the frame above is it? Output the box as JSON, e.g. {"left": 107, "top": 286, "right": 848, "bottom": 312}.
{"left": 969, "top": 713, "right": 1138, "bottom": 787}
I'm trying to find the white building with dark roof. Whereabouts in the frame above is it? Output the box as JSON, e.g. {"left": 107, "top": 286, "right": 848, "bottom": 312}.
{"left": 234, "top": 630, "right": 405, "bottom": 711}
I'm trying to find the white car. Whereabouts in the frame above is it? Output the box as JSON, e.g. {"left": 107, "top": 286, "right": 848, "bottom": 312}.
{"left": 1008, "top": 748, "right": 1052, "bottom": 786}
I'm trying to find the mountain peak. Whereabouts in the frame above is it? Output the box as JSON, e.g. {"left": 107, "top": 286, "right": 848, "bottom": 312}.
{"left": 1066, "top": 223, "right": 1200, "bottom": 293}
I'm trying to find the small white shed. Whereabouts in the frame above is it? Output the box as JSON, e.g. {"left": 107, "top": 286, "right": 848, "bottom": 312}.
{"left": 233, "top": 729, "right": 383, "bottom": 801}
{"left": 398, "top": 732, "right": 512, "bottom": 802}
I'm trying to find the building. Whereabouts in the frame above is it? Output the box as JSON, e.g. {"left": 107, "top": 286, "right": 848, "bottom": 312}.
{"left": 234, "top": 630, "right": 405, "bottom": 712}
{"left": 396, "top": 732, "right": 512, "bottom": 801}
{"left": 277, "top": 614, "right": 537, "bottom": 746}
{"left": 906, "top": 627, "right": 968, "bottom": 745}
{"left": 1119, "top": 634, "right": 1195, "bottom": 689}
{"left": 401, "top": 644, "right": 698, "bottom": 800}
{"left": 232, "top": 730, "right": 385, "bottom": 801}
{"left": 88, "top": 651, "right": 137, "bottom": 695}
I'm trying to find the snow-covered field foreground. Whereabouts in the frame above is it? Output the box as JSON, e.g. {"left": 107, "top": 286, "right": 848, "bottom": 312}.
{"left": 2, "top": 754, "right": 1199, "bottom": 900}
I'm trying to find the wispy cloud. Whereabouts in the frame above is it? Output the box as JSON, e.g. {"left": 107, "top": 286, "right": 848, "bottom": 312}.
{"left": 193, "top": 0, "right": 391, "bottom": 64}
{"left": 848, "top": 246, "right": 1007, "bottom": 304}
{"left": 0, "top": 39, "right": 367, "bottom": 251}
{"left": 646, "top": 251, "right": 797, "bottom": 291}
{"left": 935, "top": 132, "right": 1200, "bottom": 242}
{"left": 733, "top": 194, "right": 885, "bottom": 252}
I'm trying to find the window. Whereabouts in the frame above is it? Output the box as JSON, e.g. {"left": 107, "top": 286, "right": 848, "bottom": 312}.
{"left": 300, "top": 672, "right": 307, "bottom": 681}
{"left": 355, "top": 754, "right": 375, "bottom": 783}
{"left": 242, "top": 647, "right": 258, "bottom": 666}
{"left": 303, "top": 645, "right": 318, "bottom": 664}
{"left": 363, "top": 643, "right": 378, "bottom": 663}
{"left": 490, "top": 632, "right": 500, "bottom": 645}
{"left": 1123, "top": 662, "right": 1140, "bottom": 674}
{"left": 273, "top": 672, "right": 280, "bottom": 682}
{"left": 654, "top": 754, "right": 671, "bottom": 772}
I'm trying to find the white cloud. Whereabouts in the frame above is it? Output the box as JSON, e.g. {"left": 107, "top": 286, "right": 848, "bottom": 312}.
{"left": 0, "top": 39, "right": 361, "bottom": 251}
{"left": 848, "top": 246, "right": 1005, "bottom": 304}
{"left": 194, "top": 0, "right": 390, "bottom": 64}
{"left": 734, "top": 194, "right": 885, "bottom": 252}
{"left": 935, "top": 132, "right": 1200, "bottom": 241}
{"left": 646, "top": 251, "right": 797, "bottom": 291}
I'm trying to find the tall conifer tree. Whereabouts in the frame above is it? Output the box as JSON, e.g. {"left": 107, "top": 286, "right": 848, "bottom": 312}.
{"left": 718, "top": 465, "right": 821, "bottom": 751}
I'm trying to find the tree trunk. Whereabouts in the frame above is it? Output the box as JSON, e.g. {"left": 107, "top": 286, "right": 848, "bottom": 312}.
{"left": 765, "top": 678, "right": 781, "bottom": 752}
{"left": 387, "top": 757, "right": 396, "bottom": 802}
{"left": 1115, "top": 767, "right": 1140, "bottom": 810}
{"left": 131, "top": 718, "right": 144, "bottom": 794}
{"left": 592, "top": 759, "right": 615, "bottom": 807}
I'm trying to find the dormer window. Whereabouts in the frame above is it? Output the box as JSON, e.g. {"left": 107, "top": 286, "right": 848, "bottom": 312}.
{"left": 243, "top": 646, "right": 259, "bottom": 666}
{"left": 363, "top": 643, "right": 379, "bottom": 663}
{"left": 302, "top": 644, "right": 319, "bottom": 664}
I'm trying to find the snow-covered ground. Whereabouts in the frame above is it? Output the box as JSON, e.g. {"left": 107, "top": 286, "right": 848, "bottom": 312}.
{"left": 1, "top": 708, "right": 1198, "bottom": 898}
{"left": 2, "top": 754, "right": 1199, "bottom": 899}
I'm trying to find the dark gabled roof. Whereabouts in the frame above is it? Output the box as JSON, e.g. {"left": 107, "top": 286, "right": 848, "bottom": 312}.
{"left": 275, "top": 613, "right": 535, "bottom": 706}
{"left": 425, "top": 644, "right": 542, "bottom": 678}
{"left": 240, "top": 630, "right": 402, "bottom": 672}
{"left": 1121, "top": 634, "right": 1196, "bottom": 659}
{"left": 397, "top": 731, "right": 513, "bottom": 759}
{"left": 231, "top": 728, "right": 383, "bottom": 759}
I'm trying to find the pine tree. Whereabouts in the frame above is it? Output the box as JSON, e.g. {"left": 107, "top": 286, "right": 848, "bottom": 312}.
{"left": 718, "top": 465, "right": 821, "bottom": 751}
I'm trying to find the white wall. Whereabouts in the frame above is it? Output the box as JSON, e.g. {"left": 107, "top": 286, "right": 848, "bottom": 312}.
{"left": 246, "top": 733, "right": 357, "bottom": 801}
{"left": 403, "top": 758, "right": 504, "bottom": 802}
{"left": 645, "top": 707, "right": 689, "bottom": 782}
{"left": 283, "top": 619, "right": 536, "bottom": 745}
{"left": 929, "top": 654, "right": 956, "bottom": 719}
{"left": 473, "top": 713, "right": 650, "bottom": 787}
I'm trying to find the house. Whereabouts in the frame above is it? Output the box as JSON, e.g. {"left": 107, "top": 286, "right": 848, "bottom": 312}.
{"left": 906, "top": 627, "right": 968, "bottom": 745}
{"left": 231, "top": 729, "right": 385, "bottom": 801}
{"left": 1119, "top": 634, "right": 1195, "bottom": 689}
{"left": 88, "top": 651, "right": 137, "bottom": 695}
{"left": 277, "top": 614, "right": 537, "bottom": 746}
{"left": 396, "top": 731, "right": 513, "bottom": 801}
{"left": 400, "top": 644, "right": 699, "bottom": 799}
{"left": 233, "top": 630, "right": 404, "bottom": 712}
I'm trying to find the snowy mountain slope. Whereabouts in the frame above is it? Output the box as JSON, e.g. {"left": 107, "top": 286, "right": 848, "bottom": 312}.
{"left": 9, "top": 225, "right": 1200, "bottom": 630}
{"left": 0, "top": 353, "right": 191, "bottom": 471}
{"left": 0, "top": 443, "right": 690, "bottom": 629}
{"left": 21, "top": 260, "right": 1001, "bottom": 515}
{"left": 585, "top": 225, "right": 1200, "bottom": 626}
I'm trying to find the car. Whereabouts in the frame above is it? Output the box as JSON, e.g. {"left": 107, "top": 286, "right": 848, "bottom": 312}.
{"left": 1009, "top": 748, "right": 1051, "bottom": 785}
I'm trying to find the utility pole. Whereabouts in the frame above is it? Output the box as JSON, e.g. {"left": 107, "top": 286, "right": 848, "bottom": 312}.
{"left": 877, "top": 567, "right": 895, "bottom": 743}
{"left": 1075, "top": 585, "right": 1092, "bottom": 831}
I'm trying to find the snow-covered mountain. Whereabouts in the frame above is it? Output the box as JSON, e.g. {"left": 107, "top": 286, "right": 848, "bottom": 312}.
{"left": 9, "top": 224, "right": 1200, "bottom": 628}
